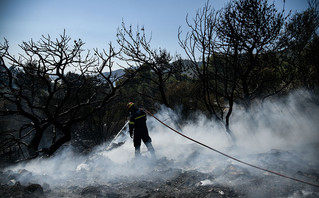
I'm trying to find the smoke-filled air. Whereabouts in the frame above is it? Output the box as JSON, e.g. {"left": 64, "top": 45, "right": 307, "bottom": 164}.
{"left": 3, "top": 89, "right": 319, "bottom": 197}
{"left": 1, "top": 0, "right": 319, "bottom": 197}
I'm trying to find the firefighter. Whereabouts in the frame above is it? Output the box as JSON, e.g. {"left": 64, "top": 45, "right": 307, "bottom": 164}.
{"left": 127, "top": 102, "right": 155, "bottom": 158}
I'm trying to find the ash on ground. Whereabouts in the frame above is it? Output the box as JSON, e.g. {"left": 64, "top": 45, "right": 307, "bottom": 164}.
{"left": 1, "top": 148, "right": 319, "bottom": 198}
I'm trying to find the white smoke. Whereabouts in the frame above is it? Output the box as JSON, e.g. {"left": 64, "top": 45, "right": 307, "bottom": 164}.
{"left": 4, "top": 89, "right": 319, "bottom": 191}
{"left": 231, "top": 91, "right": 319, "bottom": 154}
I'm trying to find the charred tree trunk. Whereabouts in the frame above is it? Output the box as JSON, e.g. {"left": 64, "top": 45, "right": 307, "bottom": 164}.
{"left": 157, "top": 74, "right": 170, "bottom": 108}
{"left": 28, "top": 127, "right": 46, "bottom": 157}
{"left": 42, "top": 127, "right": 71, "bottom": 156}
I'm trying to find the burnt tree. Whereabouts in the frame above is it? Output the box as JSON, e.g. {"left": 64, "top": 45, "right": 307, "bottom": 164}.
{"left": 0, "top": 32, "right": 132, "bottom": 157}
{"left": 283, "top": 0, "right": 319, "bottom": 89}
{"left": 117, "top": 21, "right": 182, "bottom": 108}
{"left": 178, "top": 2, "right": 236, "bottom": 134}
{"left": 217, "top": 0, "right": 289, "bottom": 108}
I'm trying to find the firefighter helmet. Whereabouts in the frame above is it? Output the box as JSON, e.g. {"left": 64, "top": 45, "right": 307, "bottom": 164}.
{"left": 127, "top": 102, "right": 135, "bottom": 110}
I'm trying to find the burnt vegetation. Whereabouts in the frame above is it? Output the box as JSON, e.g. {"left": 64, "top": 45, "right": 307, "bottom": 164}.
{"left": 1, "top": 0, "right": 319, "bottom": 163}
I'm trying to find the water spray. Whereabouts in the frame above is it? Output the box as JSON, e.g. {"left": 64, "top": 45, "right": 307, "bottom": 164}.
{"left": 106, "top": 120, "right": 129, "bottom": 151}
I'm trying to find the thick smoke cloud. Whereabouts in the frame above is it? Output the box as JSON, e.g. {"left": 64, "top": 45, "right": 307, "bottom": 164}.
{"left": 4, "top": 89, "right": 319, "bottom": 192}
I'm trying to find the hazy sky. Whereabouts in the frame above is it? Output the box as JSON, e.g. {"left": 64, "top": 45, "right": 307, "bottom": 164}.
{"left": 0, "top": 0, "right": 309, "bottom": 67}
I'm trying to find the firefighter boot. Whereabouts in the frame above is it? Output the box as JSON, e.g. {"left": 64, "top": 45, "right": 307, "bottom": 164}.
{"left": 145, "top": 142, "right": 156, "bottom": 158}
{"left": 135, "top": 146, "right": 141, "bottom": 158}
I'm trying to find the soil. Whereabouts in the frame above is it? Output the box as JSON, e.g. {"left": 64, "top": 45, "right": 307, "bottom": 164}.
{"left": 1, "top": 158, "right": 319, "bottom": 198}
{"left": 1, "top": 147, "right": 319, "bottom": 198}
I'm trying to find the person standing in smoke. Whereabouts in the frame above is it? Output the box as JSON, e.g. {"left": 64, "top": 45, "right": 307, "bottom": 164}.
{"left": 127, "top": 102, "right": 156, "bottom": 158}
